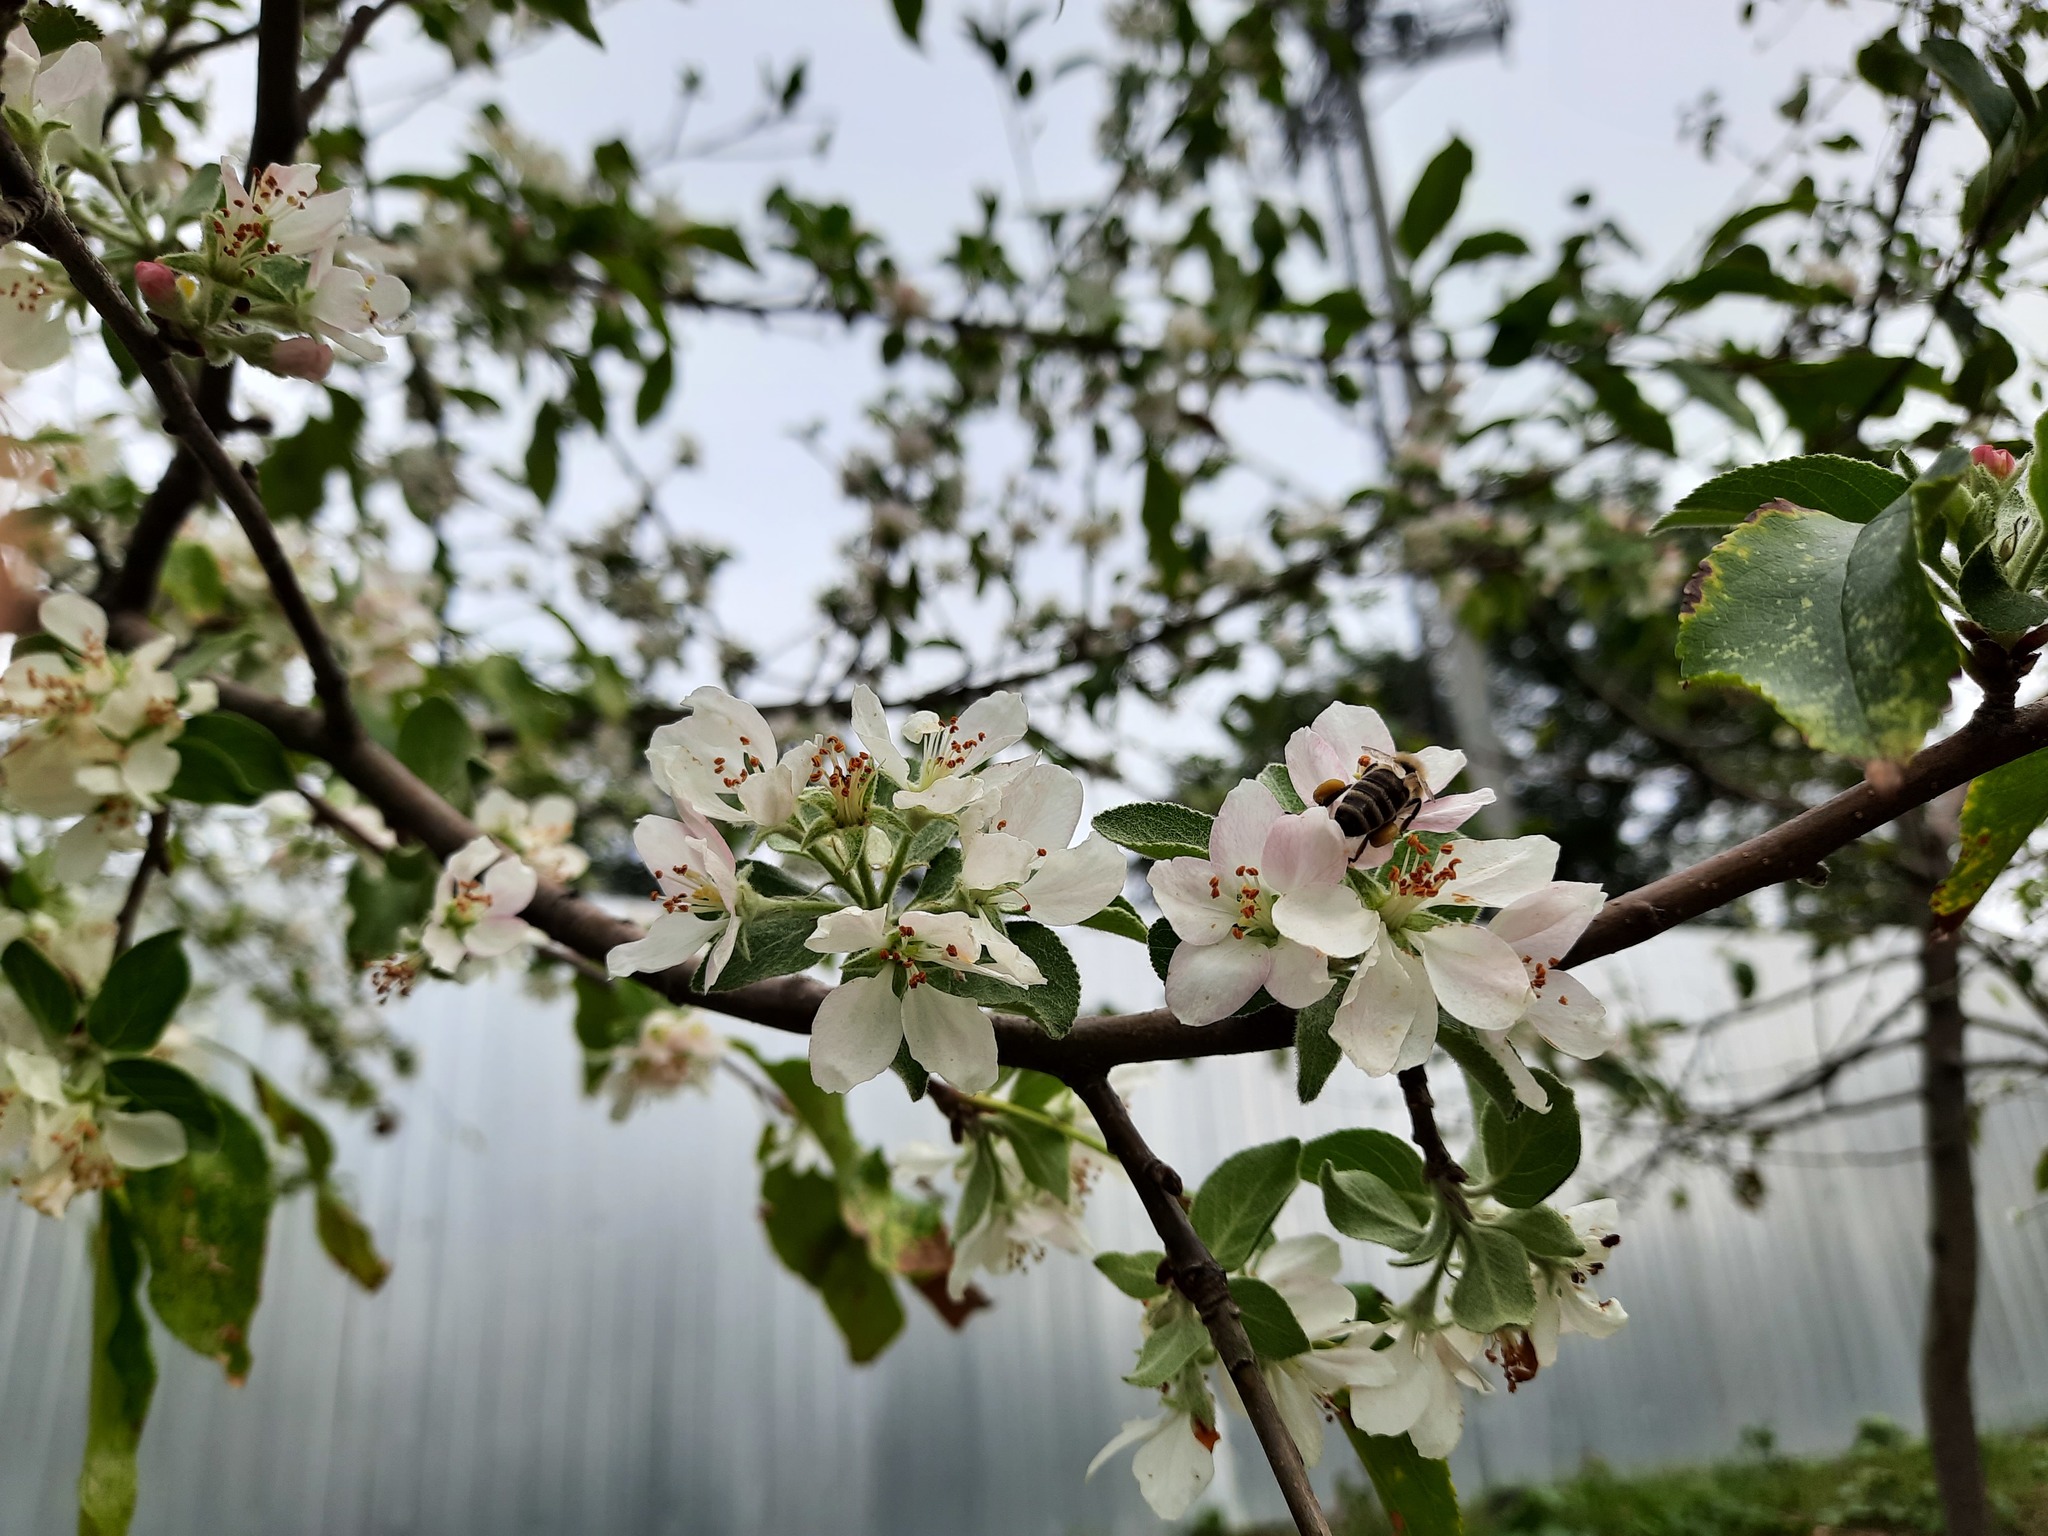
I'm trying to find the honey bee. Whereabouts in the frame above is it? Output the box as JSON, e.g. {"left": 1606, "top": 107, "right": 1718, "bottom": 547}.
{"left": 1312, "top": 752, "right": 1431, "bottom": 849}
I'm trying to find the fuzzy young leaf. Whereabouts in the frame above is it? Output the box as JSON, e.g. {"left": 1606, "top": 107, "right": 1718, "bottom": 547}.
{"left": 102, "top": 1059, "right": 220, "bottom": 1152}
{"left": 2, "top": 937, "right": 76, "bottom": 1042}
{"left": 709, "top": 901, "right": 833, "bottom": 992}
{"left": 78, "top": 1201, "right": 153, "bottom": 1536}
{"left": 1339, "top": 1422, "right": 1463, "bottom": 1536}
{"left": 1677, "top": 499, "right": 1956, "bottom": 761}
{"left": 1092, "top": 801, "right": 1213, "bottom": 860}
{"left": 1230, "top": 1276, "right": 1314, "bottom": 1360}
{"left": 1259, "top": 761, "right": 1307, "bottom": 813}
{"left": 1301, "top": 1128, "right": 1427, "bottom": 1196}
{"left": 1320, "top": 1163, "right": 1428, "bottom": 1251}
{"left": 1124, "top": 1315, "right": 1210, "bottom": 1387}
{"left": 123, "top": 1095, "right": 274, "bottom": 1383}
{"left": 1437, "top": 1018, "right": 1520, "bottom": 1115}
{"left": 1491, "top": 1205, "right": 1584, "bottom": 1259}
{"left": 1079, "top": 895, "right": 1149, "bottom": 943}
{"left": 1294, "top": 988, "right": 1343, "bottom": 1103}
{"left": 1654, "top": 454, "right": 1908, "bottom": 531}
{"left": 1094, "top": 1249, "right": 1167, "bottom": 1299}
{"left": 1450, "top": 1224, "right": 1536, "bottom": 1332}
{"left": 950, "top": 920, "right": 1081, "bottom": 1036}
{"left": 1147, "top": 916, "right": 1178, "bottom": 982}
{"left": 1931, "top": 749, "right": 2048, "bottom": 918}
{"left": 1479, "top": 1071, "right": 1580, "bottom": 1208}
{"left": 84, "top": 931, "right": 190, "bottom": 1054}
{"left": 1190, "top": 1138, "right": 1302, "bottom": 1270}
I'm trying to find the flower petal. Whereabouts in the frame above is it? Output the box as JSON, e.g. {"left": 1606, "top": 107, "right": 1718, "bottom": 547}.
{"left": 1165, "top": 936, "right": 1269, "bottom": 1026}
{"left": 1210, "top": 779, "right": 1282, "bottom": 873}
{"left": 1426, "top": 835, "right": 1559, "bottom": 909}
{"left": 1489, "top": 882, "right": 1605, "bottom": 967}
{"left": 1016, "top": 834, "right": 1125, "bottom": 926}
{"left": 986, "top": 761, "right": 1083, "bottom": 850}
{"left": 1271, "top": 885, "right": 1379, "bottom": 959}
{"left": 901, "top": 983, "right": 997, "bottom": 1091}
{"left": 1147, "top": 856, "right": 1235, "bottom": 945}
{"left": 1472, "top": 1027, "right": 1550, "bottom": 1111}
{"left": 808, "top": 974, "right": 904, "bottom": 1092}
{"left": 850, "top": 684, "right": 911, "bottom": 784}
{"left": 606, "top": 911, "right": 716, "bottom": 977}
{"left": 1330, "top": 943, "right": 1434, "bottom": 1075}
{"left": 1410, "top": 789, "right": 1494, "bottom": 833}
{"left": 1417, "top": 923, "right": 1532, "bottom": 1032}
{"left": 1129, "top": 1413, "right": 1215, "bottom": 1521}
{"left": 1260, "top": 810, "right": 1348, "bottom": 894}
{"left": 1525, "top": 966, "right": 1614, "bottom": 1058}
{"left": 806, "top": 905, "right": 888, "bottom": 955}
{"left": 40, "top": 592, "right": 105, "bottom": 653}
{"left": 1264, "top": 938, "right": 1333, "bottom": 1009}
{"left": 103, "top": 1109, "right": 187, "bottom": 1170}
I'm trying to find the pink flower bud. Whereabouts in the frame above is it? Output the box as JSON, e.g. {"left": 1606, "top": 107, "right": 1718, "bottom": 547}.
{"left": 266, "top": 336, "right": 335, "bottom": 381}
{"left": 1971, "top": 443, "right": 2018, "bottom": 480}
{"left": 134, "top": 261, "right": 181, "bottom": 309}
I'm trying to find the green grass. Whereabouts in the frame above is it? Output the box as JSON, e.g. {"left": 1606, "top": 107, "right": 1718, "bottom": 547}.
{"left": 1203, "top": 1420, "right": 2048, "bottom": 1536}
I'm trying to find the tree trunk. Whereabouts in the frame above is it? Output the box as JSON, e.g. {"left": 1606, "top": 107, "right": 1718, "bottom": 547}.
{"left": 1918, "top": 917, "right": 1990, "bottom": 1536}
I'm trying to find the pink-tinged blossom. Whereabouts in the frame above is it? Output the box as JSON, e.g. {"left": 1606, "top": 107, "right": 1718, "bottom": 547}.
{"left": 1148, "top": 780, "right": 1376, "bottom": 1026}
{"left": 1284, "top": 701, "right": 1493, "bottom": 867}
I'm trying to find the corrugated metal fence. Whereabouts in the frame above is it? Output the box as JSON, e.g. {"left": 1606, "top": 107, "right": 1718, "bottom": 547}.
{"left": 1, "top": 927, "right": 2045, "bottom": 1534}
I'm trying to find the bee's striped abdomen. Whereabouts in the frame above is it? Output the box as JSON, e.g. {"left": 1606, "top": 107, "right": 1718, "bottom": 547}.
{"left": 1330, "top": 765, "right": 1415, "bottom": 843}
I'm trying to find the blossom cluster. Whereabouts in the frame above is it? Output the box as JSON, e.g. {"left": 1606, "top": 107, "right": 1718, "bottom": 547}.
{"left": 0, "top": 594, "right": 216, "bottom": 880}
{"left": 1149, "top": 703, "right": 1617, "bottom": 1108}
{"left": 1095, "top": 1202, "right": 1626, "bottom": 1519}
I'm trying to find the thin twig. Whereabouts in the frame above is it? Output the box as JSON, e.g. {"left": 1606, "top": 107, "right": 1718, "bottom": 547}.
{"left": 1070, "top": 1075, "right": 1333, "bottom": 1536}
{"left": 299, "top": 0, "right": 409, "bottom": 130}
{"left": 113, "top": 812, "right": 171, "bottom": 955}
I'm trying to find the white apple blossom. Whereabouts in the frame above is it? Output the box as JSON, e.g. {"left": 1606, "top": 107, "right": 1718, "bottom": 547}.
{"left": 1343, "top": 1318, "right": 1490, "bottom": 1458}
{"left": 605, "top": 811, "right": 741, "bottom": 985}
{"left": 420, "top": 836, "right": 538, "bottom": 973}
{"left": 956, "top": 759, "right": 1127, "bottom": 927}
{"left": 306, "top": 257, "right": 412, "bottom": 363}
{"left": 1086, "top": 1405, "right": 1218, "bottom": 1520}
{"left": 3, "top": 1045, "right": 186, "bottom": 1218}
{"left": 945, "top": 1134, "right": 1095, "bottom": 1299}
{"left": 1530, "top": 1199, "right": 1627, "bottom": 1369}
{"left": 205, "top": 159, "right": 353, "bottom": 275}
{"left": 804, "top": 906, "right": 1025, "bottom": 1093}
{"left": 1, "top": 27, "right": 110, "bottom": 163}
{"left": 604, "top": 1009, "right": 726, "bottom": 1120}
{"left": 851, "top": 684, "right": 1028, "bottom": 814}
{"left": 647, "top": 685, "right": 809, "bottom": 828}
{"left": 1284, "top": 701, "right": 1493, "bottom": 868}
{"left": 0, "top": 594, "right": 212, "bottom": 880}
{"left": 1147, "top": 780, "right": 1375, "bottom": 1026}
{"left": 1486, "top": 880, "right": 1619, "bottom": 1082}
{"left": 0, "top": 253, "right": 72, "bottom": 372}
{"left": 1328, "top": 835, "right": 1567, "bottom": 1090}
{"left": 1220, "top": 1235, "right": 1399, "bottom": 1466}
{"left": 475, "top": 787, "right": 590, "bottom": 884}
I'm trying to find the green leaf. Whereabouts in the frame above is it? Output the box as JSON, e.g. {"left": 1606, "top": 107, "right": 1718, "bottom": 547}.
{"left": 1294, "top": 988, "right": 1342, "bottom": 1104}
{"left": 1339, "top": 1423, "right": 1463, "bottom": 1536}
{"left": 1663, "top": 360, "right": 1760, "bottom": 439}
{"left": 1079, "top": 895, "right": 1148, "bottom": 943}
{"left": 23, "top": 2, "right": 103, "bottom": 50}
{"left": 343, "top": 846, "right": 438, "bottom": 967}
{"left": 78, "top": 1200, "right": 153, "bottom": 1536}
{"left": 395, "top": 695, "right": 479, "bottom": 814}
{"left": 124, "top": 1095, "right": 274, "bottom": 1383}
{"left": 889, "top": 0, "right": 924, "bottom": 44}
{"left": 1396, "top": 136, "right": 1473, "bottom": 261}
{"left": 914, "top": 844, "right": 963, "bottom": 905}
{"left": 1491, "top": 1205, "right": 1584, "bottom": 1259}
{"left": 1140, "top": 456, "right": 1192, "bottom": 589}
{"left": 1570, "top": 359, "right": 1673, "bottom": 455}
{"left": 1450, "top": 1224, "right": 1536, "bottom": 1332}
{"left": 571, "top": 972, "right": 662, "bottom": 1054}
{"left": 708, "top": 901, "right": 831, "bottom": 992}
{"left": 84, "top": 931, "right": 190, "bottom": 1054}
{"left": 1190, "top": 1138, "right": 1301, "bottom": 1270}
{"left": 1148, "top": 916, "right": 1178, "bottom": 983}
{"left": 1752, "top": 353, "right": 1938, "bottom": 445}
{"left": 249, "top": 1070, "right": 333, "bottom": 1181}
{"left": 525, "top": 0, "right": 601, "bottom": 45}
{"left": 1655, "top": 454, "right": 1908, "bottom": 531}
{"left": 955, "top": 1140, "right": 998, "bottom": 1238}
{"left": 1479, "top": 1071, "right": 1580, "bottom": 1208}
{"left": 1230, "top": 1275, "right": 1314, "bottom": 1360}
{"left": 1959, "top": 540, "right": 2048, "bottom": 637}
{"left": 1436, "top": 1017, "right": 1519, "bottom": 1114}
{"left": 1677, "top": 499, "right": 1957, "bottom": 761}
{"left": 315, "top": 1188, "right": 391, "bottom": 1292}
{"left": 1319, "top": 1163, "right": 1428, "bottom": 1251}
{"left": 1300, "top": 1128, "right": 1427, "bottom": 1195}
{"left": 1091, "top": 801, "right": 1213, "bottom": 860}
{"left": 2036, "top": 1144, "right": 2048, "bottom": 1195}
{"left": 1004, "top": 1117, "right": 1071, "bottom": 1202}
{"left": 1093, "top": 1249, "right": 1166, "bottom": 1299}
{"left": 101, "top": 1059, "right": 220, "bottom": 1152}
{"left": 1258, "top": 761, "right": 1306, "bottom": 813}
{"left": 1931, "top": 749, "right": 2048, "bottom": 917}
{"left": 175, "top": 714, "right": 294, "bottom": 800}
{"left": 750, "top": 1051, "right": 862, "bottom": 1174}
{"left": 759, "top": 1163, "right": 904, "bottom": 1363}
{"left": 3, "top": 937, "right": 76, "bottom": 1042}
{"left": 1442, "top": 230, "right": 1528, "bottom": 269}
{"left": 950, "top": 920, "right": 1081, "bottom": 1036}
{"left": 258, "top": 390, "right": 364, "bottom": 521}
{"left": 1922, "top": 38, "right": 2017, "bottom": 145}
{"left": 1124, "top": 1316, "right": 1209, "bottom": 1386}
{"left": 526, "top": 399, "right": 564, "bottom": 505}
